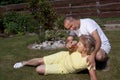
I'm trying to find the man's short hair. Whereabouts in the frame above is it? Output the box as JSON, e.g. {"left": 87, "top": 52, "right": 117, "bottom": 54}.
{"left": 64, "top": 17, "right": 74, "bottom": 22}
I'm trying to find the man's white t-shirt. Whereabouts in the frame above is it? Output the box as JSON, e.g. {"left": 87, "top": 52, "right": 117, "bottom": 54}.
{"left": 69, "top": 18, "right": 111, "bottom": 53}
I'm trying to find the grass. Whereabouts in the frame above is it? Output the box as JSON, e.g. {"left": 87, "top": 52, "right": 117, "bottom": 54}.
{"left": 0, "top": 31, "right": 120, "bottom": 80}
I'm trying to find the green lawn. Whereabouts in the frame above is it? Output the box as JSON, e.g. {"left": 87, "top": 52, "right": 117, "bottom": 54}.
{"left": 0, "top": 31, "right": 120, "bottom": 80}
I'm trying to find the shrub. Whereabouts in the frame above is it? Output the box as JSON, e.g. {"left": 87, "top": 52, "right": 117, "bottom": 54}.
{"left": 45, "top": 30, "right": 55, "bottom": 41}
{"left": 29, "top": 0, "right": 57, "bottom": 43}
{"left": 54, "top": 16, "right": 65, "bottom": 30}
{"left": 3, "top": 11, "right": 39, "bottom": 35}
{"left": 3, "top": 12, "right": 19, "bottom": 34}
{"left": 16, "top": 13, "right": 39, "bottom": 33}
{"left": 45, "top": 29, "right": 68, "bottom": 41}
{"left": 29, "top": 0, "right": 57, "bottom": 30}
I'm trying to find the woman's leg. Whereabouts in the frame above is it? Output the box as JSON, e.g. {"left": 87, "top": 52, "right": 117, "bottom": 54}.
{"left": 36, "top": 65, "right": 45, "bottom": 74}
{"left": 14, "top": 58, "right": 44, "bottom": 69}
{"left": 23, "top": 58, "right": 44, "bottom": 66}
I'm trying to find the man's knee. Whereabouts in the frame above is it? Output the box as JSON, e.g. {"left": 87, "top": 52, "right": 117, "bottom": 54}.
{"left": 96, "top": 49, "right": 108, "bottom": 61}
{"left": 96, "top": 54, "right": 104, "bottom": 61}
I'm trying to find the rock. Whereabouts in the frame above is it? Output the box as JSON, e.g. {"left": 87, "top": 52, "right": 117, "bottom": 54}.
{"left": 28, "top": 40, "right": 65, "bottom": 50}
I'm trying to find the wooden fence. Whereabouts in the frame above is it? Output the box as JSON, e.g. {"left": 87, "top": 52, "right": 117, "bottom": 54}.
{"left": 0, "top": 0, "right": 120, "bottom": 18}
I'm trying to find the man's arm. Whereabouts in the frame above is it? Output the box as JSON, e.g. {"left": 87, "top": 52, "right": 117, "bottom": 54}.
{"left": 89, "top": 30, "right": 101, "bottom": 67}
{"left": 91, "top": 30, "right": 101, "bottom": 56}
{"left": 89, "top": 68, "right": 97, "bottom": 80}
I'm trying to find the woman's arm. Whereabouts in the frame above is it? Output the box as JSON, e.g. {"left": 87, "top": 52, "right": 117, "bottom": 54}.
{"left": 89, "top": 68, "right": 97, "bottom": 80}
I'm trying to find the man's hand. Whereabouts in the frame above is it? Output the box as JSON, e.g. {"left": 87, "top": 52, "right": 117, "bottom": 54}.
{"left": 66, "top": 41, "right": 72, "bottom": 49}
{"left": 66, "top": 41, "right": 77, "bottom": 53}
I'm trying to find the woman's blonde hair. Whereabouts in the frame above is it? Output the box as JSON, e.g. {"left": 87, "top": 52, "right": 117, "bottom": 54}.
{"left": 80, "top": 35, "right": 95, "bottom": 55}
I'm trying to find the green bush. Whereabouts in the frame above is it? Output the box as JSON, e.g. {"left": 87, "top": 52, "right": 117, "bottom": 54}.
{"left": 29, "top": 0, "right": 57, "bottom": 43}
{"left": 45, "top": 30, "right": 68, "bottom": 41}
{"left": 29, "top": 0, "right": 57, "bottom": 30}
{"left": 54, "top": 16, "right": 65, "bottom": 30}
{"left": 45, "top": 30, "right": 55, "bottom": 41}
{"left": 3, "top": 12, "right": 18, "bottom": 34}
{"left": 16, "top": 13, "right": 39, "bottom": 33}
{"left": 3, "top": 12, "right": 39, "bottom": 35}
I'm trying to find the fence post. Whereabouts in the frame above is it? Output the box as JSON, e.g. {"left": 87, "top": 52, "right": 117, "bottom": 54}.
{"left": 69, "top": 3, "right": 72, "bottom": 16}
{"left": 95, "top": 0, "right": 104, "bottom": 27}
{"left": 96, "top": 0, "right": 100, "bottom": 18}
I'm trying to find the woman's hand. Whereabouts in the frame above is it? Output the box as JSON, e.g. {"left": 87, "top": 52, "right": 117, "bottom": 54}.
{"left": 88, "top": 54, "right": 96, "bottom": 69}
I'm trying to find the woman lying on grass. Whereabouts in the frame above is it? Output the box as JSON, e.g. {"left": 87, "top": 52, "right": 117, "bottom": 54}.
{"left": 14, "top": 35, "right": 97, "bottom": 80}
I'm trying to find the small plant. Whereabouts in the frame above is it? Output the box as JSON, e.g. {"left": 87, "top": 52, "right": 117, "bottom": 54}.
{"left": 54, "top": 16, "right": 65, "bottom": 30}
{"left": 45, "top": 30, "right": 55, "bottom": 41}
{"left": 45, "top": 29, "right": 68, "bottom": 41}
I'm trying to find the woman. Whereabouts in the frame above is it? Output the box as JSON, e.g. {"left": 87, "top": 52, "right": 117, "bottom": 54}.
{"left": 14, "top": 35, "right": 97, "bottom": 80}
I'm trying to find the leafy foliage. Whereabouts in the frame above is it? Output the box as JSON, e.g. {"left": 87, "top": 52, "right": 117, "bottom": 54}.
{"left": 29, "top": 0, "right": 57, "bottom": 30}
{"left": 45, "top": 30, "right": 68, "bottom": 41}
{"left": 54, "top": 16, "right": 65, "bottom": 30}
{"left": 3, "top": 11, "right": 39, "bottom": 35}
{"left": 29, "top": 0, "right": 57, "bottom": 42}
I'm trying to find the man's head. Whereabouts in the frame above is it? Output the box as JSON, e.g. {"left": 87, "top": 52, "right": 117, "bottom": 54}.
{"left": 64, "top": 17, "right": 80, "bottom": 30}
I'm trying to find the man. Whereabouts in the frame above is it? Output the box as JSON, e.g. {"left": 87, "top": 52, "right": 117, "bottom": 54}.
{"left": 64, "top": 17, "right": 111, "bottom": 71}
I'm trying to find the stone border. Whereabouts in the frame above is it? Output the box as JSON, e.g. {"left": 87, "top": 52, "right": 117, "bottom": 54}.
{"left": 28, "top": 40, "right": 66, "bottom": 50}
